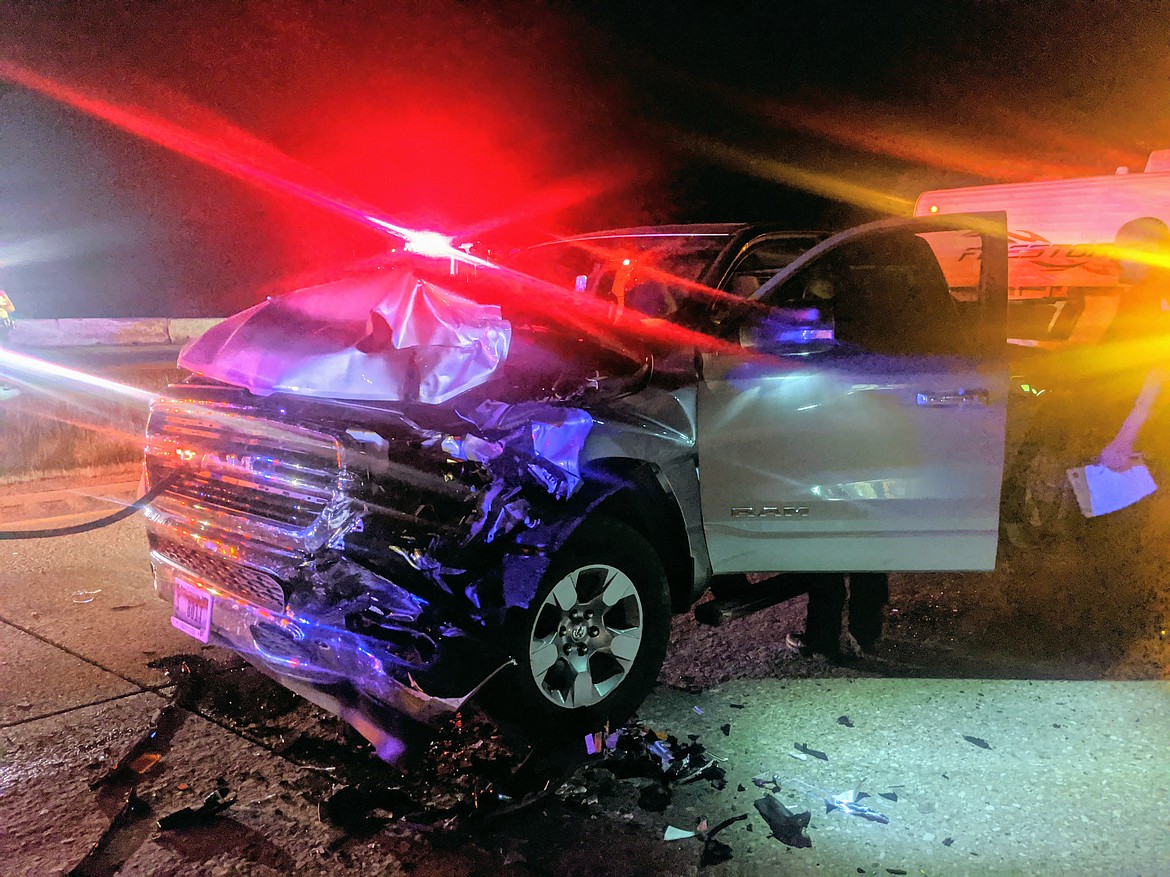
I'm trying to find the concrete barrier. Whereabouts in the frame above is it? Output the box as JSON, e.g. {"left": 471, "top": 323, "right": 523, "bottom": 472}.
{"left": 9, "top": 317, "right": 224, "bottom": 347}
{"left": 167, "top": 318, "right": 224, "bottom": 344}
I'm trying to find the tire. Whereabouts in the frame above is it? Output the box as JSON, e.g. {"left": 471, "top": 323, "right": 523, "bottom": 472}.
{"left": 487, "top": 515, "right": 671, "bottom": 740}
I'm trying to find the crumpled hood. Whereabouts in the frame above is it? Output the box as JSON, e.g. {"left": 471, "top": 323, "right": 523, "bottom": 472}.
{"left": 179, "top": 266, "right": 511, "bottom": 404}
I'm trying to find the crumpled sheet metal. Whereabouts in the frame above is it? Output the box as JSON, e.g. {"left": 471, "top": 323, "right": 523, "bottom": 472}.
{"left": 179, "top": 267, "right": 511, "bottom": 404}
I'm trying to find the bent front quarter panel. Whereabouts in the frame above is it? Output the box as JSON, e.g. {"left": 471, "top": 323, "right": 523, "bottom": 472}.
{"left": 582, "top": 385, "right": 711, "bottom": 594}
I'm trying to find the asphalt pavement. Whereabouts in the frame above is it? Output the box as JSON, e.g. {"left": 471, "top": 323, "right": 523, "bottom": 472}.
{"left": 1, "top": 475, "right": 1168, "bottom": 876}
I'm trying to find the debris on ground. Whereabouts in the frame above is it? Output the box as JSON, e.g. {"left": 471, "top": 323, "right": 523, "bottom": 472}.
{"left": 837, "top": 715, "right": 855, "bottom": 727}
{"left": 89, "top": 703, "right": 191, "bottom": 790}
{"left": 701, "top": 835, "right": 733, "bottom": 866}
{"left": 700, "top": 813, "right": 749, "bottom": 867}
{"left": 664, "top": 825, "right": 696, "bottom": 841}
{"left": 794, "top": 742, "right": 828, "bottom": 761}
{"left": 791, "top": 778, "right": 892, "bottom": 825}
{"left": 720, "top": 723, "right": 731, "bottom": 736}
{"left": 829, "top": 798, "right": 889, "bottom": 825}
{"left": 754, "top": 794, "right": 812, "bottom": 848}
{"left": 71, "top": 589, "right": 102, "bottom": 604}
{"left": 318, "top": 784, "right": 421, "bottom": 835}
{"left": 637, "top": 783, "right": 671, "bottom": 812}
{"left": 962, "top": 735, "right": 992, "bottom": 749}
{"left": 127, "top": 752, "right": 161, "bottom": 775}
{"left": 157, "top": 785, "right": 236, "bottom": 830}
{"left": 601, "top": 724, "right": 726, "bottom": 789}
{"left": 752, "top": 773, "right": 781, "bottom": 793}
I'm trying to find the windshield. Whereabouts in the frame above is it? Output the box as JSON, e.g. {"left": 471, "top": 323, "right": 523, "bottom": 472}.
{"left": 506, "top": 234, "right": 730, "bottom": 319}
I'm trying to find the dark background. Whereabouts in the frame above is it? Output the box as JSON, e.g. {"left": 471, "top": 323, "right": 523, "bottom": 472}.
{"left": 1, "top": 0, "right": 1168, "bottom": 317}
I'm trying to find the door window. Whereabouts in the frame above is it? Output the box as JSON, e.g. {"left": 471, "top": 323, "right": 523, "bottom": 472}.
{"left": 761, "top": 228, "right": 995, "bottom": 358}
{"left": 722, "top": 235, "right": 824, "bottom": 298}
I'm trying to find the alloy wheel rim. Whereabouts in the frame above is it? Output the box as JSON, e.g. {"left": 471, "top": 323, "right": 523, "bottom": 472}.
{"left": 527, "top": 564, "right": 644, "bottom": 709}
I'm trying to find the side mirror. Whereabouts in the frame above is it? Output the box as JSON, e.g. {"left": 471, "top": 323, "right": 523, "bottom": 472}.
{"left": 740, "top": 306, "right": 835, "bottom": 354}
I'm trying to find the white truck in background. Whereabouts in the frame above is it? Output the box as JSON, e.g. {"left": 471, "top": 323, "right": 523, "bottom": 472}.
{"left": 915, "top": 149, "right": 1170, "bottom": 347}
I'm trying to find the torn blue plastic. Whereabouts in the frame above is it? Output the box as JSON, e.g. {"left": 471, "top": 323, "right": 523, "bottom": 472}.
{"left": 530, "top": 408, "right": 593, "bottom": 495}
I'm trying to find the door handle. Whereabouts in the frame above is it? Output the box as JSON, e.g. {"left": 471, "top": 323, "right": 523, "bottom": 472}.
{"left": 916, "top": 388, "right": 990, "bottom": 407}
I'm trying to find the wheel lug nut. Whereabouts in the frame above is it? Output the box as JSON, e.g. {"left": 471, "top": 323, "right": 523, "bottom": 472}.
{"left": 584, "top": 610, "right": 593, "bottom": 619}
{"left": 559, "top": 626, "right": 567, "bottom": 635}
{"left": 588, "top": 626, "right": 600, "bottom": 637}
{"left": 577, "top": 644, "right": 587, "bottom": 656}
{"left": 563, "top": 644, "right": 572, "bottom": 655}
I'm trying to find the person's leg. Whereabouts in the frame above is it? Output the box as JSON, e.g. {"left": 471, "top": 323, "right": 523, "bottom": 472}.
{"left": 847, "top": 573, "right": 889, "bottom": 653}
{"left": 801, "top": 573, "right": 846, "bottom": 656}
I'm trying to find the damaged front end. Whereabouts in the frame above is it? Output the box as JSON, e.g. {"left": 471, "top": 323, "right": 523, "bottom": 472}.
{"left": 143, "top": 265, "right": 637, "bottom": 750}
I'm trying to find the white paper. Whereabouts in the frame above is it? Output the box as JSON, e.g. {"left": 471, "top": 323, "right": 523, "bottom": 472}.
{"left": 1067, "top": 463, "right": 1157, "bottom": 517}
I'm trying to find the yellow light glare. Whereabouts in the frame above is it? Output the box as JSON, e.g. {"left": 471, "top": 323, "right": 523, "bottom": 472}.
{"left": 676, "top": 133, "right": 913, "bottom": 215}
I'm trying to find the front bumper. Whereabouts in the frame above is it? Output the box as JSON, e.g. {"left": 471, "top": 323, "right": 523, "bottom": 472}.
{"left": 151, "top": 549, "right": 511, "bottom": 726}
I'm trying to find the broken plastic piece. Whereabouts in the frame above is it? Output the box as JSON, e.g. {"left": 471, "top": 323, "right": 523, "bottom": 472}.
{"left": 647, "top": 739, "right": 674, "bottom": 768}
{"left": 157, "top": 787, "right": 236, "bottom": 830}
{"left": 72, "top": 589, "right": 102, "bottom": 604}
{"left": 753, "top": 795, "right": 812, "bottom": 848}
{"left": 701, "top": 836, "right": 733, "bottom": 866}
{"left": 701, "top": 813, "right": 748, "bottom": 865}
{"left": 585, "top": 732, "right": 603, "bottom": 755}
{"left": 837, "top": 715, "right": 854, "bottom": 727}
{"left": 720, "top": 723, "right": 731, "bottom": 736}
{"left": 706, "top": 813, "right": 748, "bottom": 837}
{"left": 693, "top": 706, "right": 704, "bottom": 715}
{"left": 127, "top": 753, "right": 161, "bottom": 774}
{"left": 963, "top": 735, "right": 991, "bottom": 749}
{"left": 752, "top": 773, "right": 781, "bottom": 792}
{"left": 664, "top": 825, "right": 696, "bottom": 841}
{"left": 795, "top": 742, "right": 828, "bottom": 761}
{"left": 834, "top": 800, "right": 890, "bottom": 825}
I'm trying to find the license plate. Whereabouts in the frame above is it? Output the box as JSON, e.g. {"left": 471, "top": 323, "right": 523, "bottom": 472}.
{"left": 171, "top": 579, "right": 212, "bottom": 643}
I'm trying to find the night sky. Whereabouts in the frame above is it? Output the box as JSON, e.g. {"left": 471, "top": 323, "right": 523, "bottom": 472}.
{"left": 1, "top": 0, "right": 1168, "bottom": 317}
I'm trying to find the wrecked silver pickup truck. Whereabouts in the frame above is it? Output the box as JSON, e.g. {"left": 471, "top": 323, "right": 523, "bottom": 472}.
{"left": 143, "top": 215, "right": 1009, "bottom": 750}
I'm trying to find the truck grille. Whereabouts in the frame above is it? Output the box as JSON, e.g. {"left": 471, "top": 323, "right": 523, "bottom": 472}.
{"left": 152, "top": 538, "right": 287, "bottom": 611}
{"left": 144, "top": 399, "right": 351, "bottom": 567}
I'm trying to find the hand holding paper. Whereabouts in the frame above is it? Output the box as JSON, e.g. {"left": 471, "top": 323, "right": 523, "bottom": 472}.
{"left": 1067, "top": 463, "right": 1157, "bottom": 517}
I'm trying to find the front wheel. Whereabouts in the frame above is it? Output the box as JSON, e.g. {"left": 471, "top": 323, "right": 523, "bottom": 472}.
{"left": 490, "top": 516, "right": 671, "bottom": 740}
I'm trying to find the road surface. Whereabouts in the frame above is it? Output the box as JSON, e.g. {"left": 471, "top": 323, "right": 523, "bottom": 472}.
{"left": 0, "top": 476, "right": 1167, "bottom": 876}
{"left": 11, "top": 344, "right": 183, "bottom": 371}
